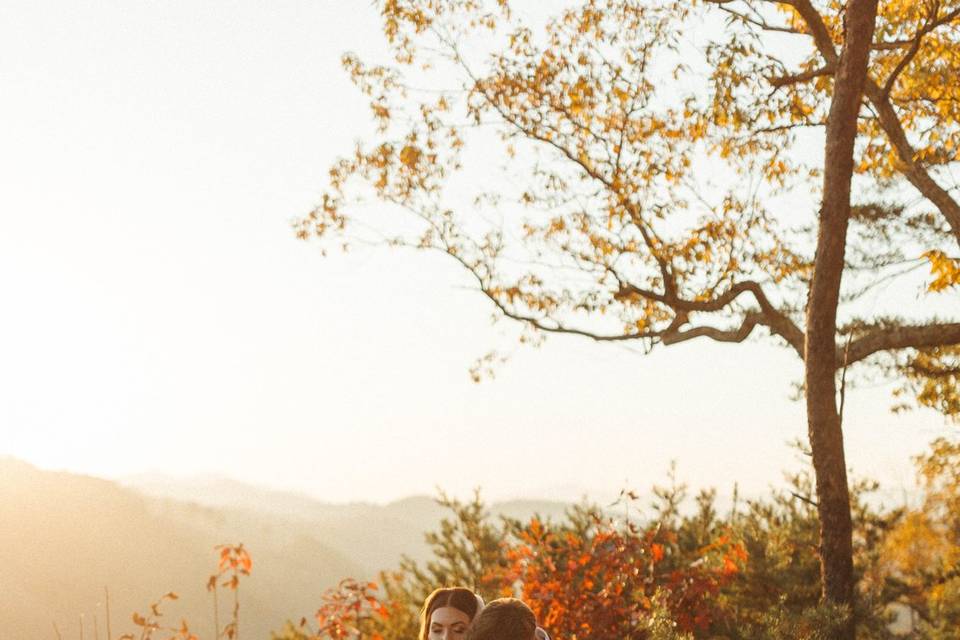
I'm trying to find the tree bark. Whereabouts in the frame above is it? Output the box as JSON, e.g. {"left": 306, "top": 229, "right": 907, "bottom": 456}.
{"left": 805, "top": 1, "right": 878, "bottom": 638}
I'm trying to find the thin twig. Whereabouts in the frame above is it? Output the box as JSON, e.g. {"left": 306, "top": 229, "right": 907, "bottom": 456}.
{"left": 838, "top": 330, "right": 854, "bottom": 426}
{"left": 213, "top": 584, "right": 220, "bottom": 640}
{"left": 791, "top": 491, "right": 820, "bottom": 508}
{"left": 105, "top": 588, "right": 112, "bottom": 640}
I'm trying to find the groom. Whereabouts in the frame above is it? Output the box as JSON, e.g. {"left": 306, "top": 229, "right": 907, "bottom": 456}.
{"left": 465, "top": 598, "right": 550, "bottom": 640}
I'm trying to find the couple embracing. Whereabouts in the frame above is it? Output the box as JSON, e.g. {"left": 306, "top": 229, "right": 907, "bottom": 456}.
{"left": 421, "top": 587, "right": 550, "bottom": 640}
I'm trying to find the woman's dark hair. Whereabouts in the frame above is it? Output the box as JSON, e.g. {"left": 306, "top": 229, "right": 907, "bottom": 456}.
{"left": 419, "top": 587, "right": 483, "bottom": 640}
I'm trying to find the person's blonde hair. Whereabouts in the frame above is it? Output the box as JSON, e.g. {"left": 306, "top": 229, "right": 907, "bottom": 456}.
{"left": 418, "top": 587, "right": 483, "bottom": 640}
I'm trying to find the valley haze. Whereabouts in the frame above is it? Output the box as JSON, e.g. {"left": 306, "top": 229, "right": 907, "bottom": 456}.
{"left": 0, "top": 457, "right": 572, "bottom": 640}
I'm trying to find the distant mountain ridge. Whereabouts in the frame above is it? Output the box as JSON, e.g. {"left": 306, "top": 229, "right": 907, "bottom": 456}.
{"left": 122, "top": 472, "right": 398, "bottom": 519}
{"left": 121, "top": 472, "right": 574, "bottom": 572}
{"left": 121, "top": 472, "right": 573, "bottom": 524}
{"left": 1, "top": 458, "right": 571, "bottom": 640}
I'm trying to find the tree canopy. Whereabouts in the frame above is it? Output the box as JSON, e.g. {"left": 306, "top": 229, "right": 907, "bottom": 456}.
{"left": 296, "top": 1, "right": 960, "bottom": 634}
{"left": 298, "top": 0, "right": 959, "bottom": 409}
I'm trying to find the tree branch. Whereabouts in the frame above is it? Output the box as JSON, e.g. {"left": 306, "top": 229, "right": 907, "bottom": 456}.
{"left": 878, "top": 3, "right": 960, "bottom": 98}
{"left": 881, "top": 29, "right": 924, "bottom": 98}
{"left": 661, "top": 312, "right": 763, "bottom": 345}
{"left": 716, "top": 4, "right": 805, "bottom": 35}
{"left": 844, "top": 322, "right": 960, "bottom": 365}
{"left": 768, "top": 64, "right": 835, "bottom": 89}
{"left": 872, "top": 6, "right": 960, "bottom": 49}
{"left": 781, "top": 0, "right": 839, "bottom": 64}
{"left": 863, "top": 81, "right": 960, "bottom": 247}
{"left": 619, "top": 279, "right": 806, "bottom": 357}
{"left": 786, "top": 0, "right": 960, "bottom": 248}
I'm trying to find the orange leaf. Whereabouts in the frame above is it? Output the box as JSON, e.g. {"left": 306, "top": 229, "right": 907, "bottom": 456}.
{"left": 651, "top": 543, "right": 664, "bottom": 562}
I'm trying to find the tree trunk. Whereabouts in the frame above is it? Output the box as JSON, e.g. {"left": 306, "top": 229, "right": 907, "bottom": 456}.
{"left": 805, "top": 1, "right": 878, "bottom": 638}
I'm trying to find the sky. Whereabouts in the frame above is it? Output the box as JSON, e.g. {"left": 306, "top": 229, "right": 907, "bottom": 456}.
{"left": 0, "top": 0, "right": 953, "bottom": 507}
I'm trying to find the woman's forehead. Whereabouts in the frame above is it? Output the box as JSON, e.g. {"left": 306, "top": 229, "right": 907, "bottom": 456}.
{"left": 431, "top": 606, "right": 472, "bottom": 624}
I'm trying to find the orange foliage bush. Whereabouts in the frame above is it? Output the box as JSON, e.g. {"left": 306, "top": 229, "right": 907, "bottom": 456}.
{"left": 311, "top": 579, "right": 390, "bottom": 640}
{"left": 290, "top": 498, "right": 747, "bottom": 640}
{"left": 500, "top": 513, "right": 746, "bottom": 638}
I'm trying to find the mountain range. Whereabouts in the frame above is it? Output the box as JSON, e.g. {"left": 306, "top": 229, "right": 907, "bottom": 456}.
{"left": 0, "top": 457, "right": 570, "bottom": 640}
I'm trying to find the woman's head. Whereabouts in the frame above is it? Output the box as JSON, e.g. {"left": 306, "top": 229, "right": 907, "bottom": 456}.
{"left": 463, "top": 598, "right": 537, "bottom": 640}
{"left": 419, "top": 587, "right": 484, "bottom": 640}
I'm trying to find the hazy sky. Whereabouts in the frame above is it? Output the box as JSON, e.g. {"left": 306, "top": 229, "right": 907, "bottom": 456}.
{"left": 1, "top": 1, "right": 952, "bottom": 506}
